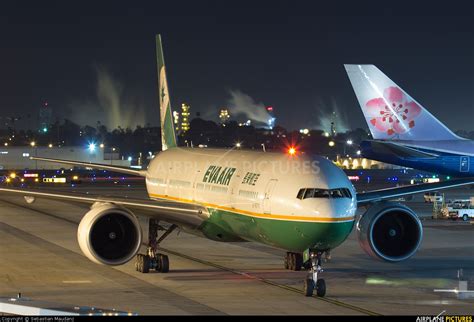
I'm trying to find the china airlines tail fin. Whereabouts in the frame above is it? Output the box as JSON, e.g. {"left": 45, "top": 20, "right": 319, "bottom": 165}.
{"left": 156, "top": 34, "right": 178, "bottom": 151}
{"left": 344, "top": 64, "right": 461, "bottom": 141}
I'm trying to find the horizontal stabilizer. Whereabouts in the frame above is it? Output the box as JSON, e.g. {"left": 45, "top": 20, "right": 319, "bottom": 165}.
{"left": 357, "top": 177, "right": 474, "bottom": 205}
{"left": 361, "top": 140, "right": 439, "bottom": 159}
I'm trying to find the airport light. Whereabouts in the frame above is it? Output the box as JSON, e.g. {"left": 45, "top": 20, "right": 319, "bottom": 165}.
{"left": 356, "top": 150, "right": 361, "bottom": 155}
{"left": 4, "top": 142, "right": 7, "bottom": 146}
{"left": 88, "top": 143, "right": 96, "bottom": 152}
{"left": 346, "top": 140, "right": 353, "bottom": 145}
{"left": 6, "top": 178, "right": 11, "bottom": 183}
{"left": 235, "top": 142, "right": 242, "bottom": 148}
{"left": 128, "top": 156, "right": 132, "bottom": 162}
{"left": 288, "top": 147, "right": 296, "bottom": 156}
{"left": 328, "top": 141, "right": 335, "bottom": 147}
{"left": 48, "top": 143, "right": 53, "bottom": 148}
{"left": 99, "top": 143, "right": 105, "bottom": 148}
{"left": 30, "top": 141, "right": 36, "bottom": 147}
{"left": 42, "top": 127, "right": 48, "bottom": 133}
{"left": 10, "top": 172, "right": 16, "bottom": 179}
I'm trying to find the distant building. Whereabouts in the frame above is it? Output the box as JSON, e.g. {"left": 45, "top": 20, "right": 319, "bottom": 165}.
{"left": 219, "top": 108, "right": 230, "bottom": 125}
{"left": 173, "top": 111, "right": 180, "bottom": 132}
{"left": 39, "top": 101, "right": 52, "bottom": 133}
{"left": 0, "top": 146, "right": 130, "bottom": 170}
{"left": 181, "top": 103, "right": 190, "bottom": 133}
{"left": 266, "top": 106, "right": 276, "bottom": 129}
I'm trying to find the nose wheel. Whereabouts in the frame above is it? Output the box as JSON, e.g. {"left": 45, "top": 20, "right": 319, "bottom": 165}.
{"left": 304, "top": 251, "right": 326, "bottom": 297}
{"left": 135, "top": 219, "right": 176, "bottom": 274}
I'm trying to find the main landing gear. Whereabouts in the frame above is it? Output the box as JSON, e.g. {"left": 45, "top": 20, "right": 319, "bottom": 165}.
{"left": 303, "top": 251, "right": 326, "bottom": 297}
{"left": 135, "top": 219, "right": 177, "bottom": 274}
{"left": 284, "top": 252, "right": 303, "bottom": 271}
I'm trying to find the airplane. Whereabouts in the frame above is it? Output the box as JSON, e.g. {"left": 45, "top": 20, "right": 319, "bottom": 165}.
{"left": 1, "top": 36, "right": 473, "bottom": 298}
{"left": 345, "top": 64, "right": 474, "bottom": 177}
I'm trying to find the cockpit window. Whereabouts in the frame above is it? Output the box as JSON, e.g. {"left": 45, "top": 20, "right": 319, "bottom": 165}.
{"left": 297, "top": 188, "right": 352, "bottom": 200}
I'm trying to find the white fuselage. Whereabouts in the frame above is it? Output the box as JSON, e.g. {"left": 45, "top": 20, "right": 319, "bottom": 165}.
{"left": 145, "top": 148, "right": 357, "bottom": 224}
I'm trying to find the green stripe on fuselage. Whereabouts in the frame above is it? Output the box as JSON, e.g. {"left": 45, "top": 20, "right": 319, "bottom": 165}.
{"left": 199, "top": 207, "right": 355, "bottom": 252}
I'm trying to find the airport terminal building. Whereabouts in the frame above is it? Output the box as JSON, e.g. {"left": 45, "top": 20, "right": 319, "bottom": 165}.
{"left": 0, "top": 146, "right": 130, "bottom": 170}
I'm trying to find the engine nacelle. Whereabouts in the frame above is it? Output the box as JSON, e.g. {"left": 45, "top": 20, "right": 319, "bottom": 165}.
{"left": 77, "top": 203, "right": 142, "bottom": 265}
{"left": 357, "top": 202, "right": 423, "bottom": 262}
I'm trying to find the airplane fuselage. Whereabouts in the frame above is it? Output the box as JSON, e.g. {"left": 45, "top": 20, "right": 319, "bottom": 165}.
{"left": 145, "top": 147, "right": 357, "bottom": 252}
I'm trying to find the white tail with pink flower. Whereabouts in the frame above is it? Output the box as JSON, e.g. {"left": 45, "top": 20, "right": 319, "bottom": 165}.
{"left": 344, "top": 64, "right": 461, "bottom": 141}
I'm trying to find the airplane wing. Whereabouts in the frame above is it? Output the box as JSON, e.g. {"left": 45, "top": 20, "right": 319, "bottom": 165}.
{"left": 30, "top": 156, "right": 147, "bottom": 177}
{"left": 0, "top": 187, "right": 207, "bottom": 228}
{"left": 357, "top": 177, "right": 474, "bottom": 205}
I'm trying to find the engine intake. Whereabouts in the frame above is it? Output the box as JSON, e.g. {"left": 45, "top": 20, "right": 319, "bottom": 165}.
{"left": 77, "top": 203, "right": 142, "bottom": 265}
{"left": 357, "top": 202, "right": 423, "bottom": 262}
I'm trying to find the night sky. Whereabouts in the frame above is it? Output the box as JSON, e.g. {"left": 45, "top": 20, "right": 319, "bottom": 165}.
{"left": 1, "top": 1, "right": 473, "bottom": 131}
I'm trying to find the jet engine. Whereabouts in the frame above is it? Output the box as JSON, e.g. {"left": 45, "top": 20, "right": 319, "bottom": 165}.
{"left": 357, "top": 202, "right": 423, "bottom": 262}
{"left": 77, "top": 203, "right": 142, "bottom": 265}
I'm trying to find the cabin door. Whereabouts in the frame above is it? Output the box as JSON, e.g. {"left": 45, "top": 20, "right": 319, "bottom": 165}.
{"left": 262, "top": 179, "right": 278, "bottom": 214}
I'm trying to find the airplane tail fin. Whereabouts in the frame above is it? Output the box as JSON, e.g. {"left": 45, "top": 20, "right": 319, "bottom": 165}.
{"left": 156, "top": 34, "right": 178, "bottom": 151}
{"left": 344, "top": 64, "right": 461, "bottom": 141}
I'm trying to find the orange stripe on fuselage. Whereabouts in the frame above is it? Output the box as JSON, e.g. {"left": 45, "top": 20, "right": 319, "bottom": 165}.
{"left": 148, "top": 193, "right": 355, "bottom": 223}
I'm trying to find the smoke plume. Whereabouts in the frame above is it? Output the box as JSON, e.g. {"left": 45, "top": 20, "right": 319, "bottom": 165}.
{"left": 226, "top": 90, "right": 272, "bottom": 126}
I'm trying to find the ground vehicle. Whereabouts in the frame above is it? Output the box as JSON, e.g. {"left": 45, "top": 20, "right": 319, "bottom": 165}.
{"left": 448, "top": 204, "right": 474, "bottom": 221}
{"left": 424, "top": 191, "right": 443, "bottom": 203}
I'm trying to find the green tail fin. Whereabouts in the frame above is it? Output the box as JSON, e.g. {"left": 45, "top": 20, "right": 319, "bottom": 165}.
{"left": 156, "top": 34, "right": 177, "bottom": 151}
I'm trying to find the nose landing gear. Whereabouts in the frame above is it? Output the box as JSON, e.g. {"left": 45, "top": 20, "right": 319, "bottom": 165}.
{"left": 135, "top": 219, "right": 176, "bottom": 274}
{"left": 303, "top": 251, "right": 326, "bottom": 297}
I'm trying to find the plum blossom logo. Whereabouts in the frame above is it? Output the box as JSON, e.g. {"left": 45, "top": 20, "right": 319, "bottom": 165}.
{"left": 365, "top": 87, "right": 421, "bottom": 136}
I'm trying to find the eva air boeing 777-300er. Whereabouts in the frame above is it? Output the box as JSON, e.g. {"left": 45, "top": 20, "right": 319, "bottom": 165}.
{"left": 2, "top": 35, "right": 473, "bottom": 297}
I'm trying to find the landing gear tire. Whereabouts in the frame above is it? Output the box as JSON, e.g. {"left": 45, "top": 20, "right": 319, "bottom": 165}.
{"left": 304, "top": 279, "right": 314, "bottom": 297}
{"left": 156, "top": 254, "right": 169, "bottom": 273}
{"left": 135, "top": 254, "right": 150, "bottom": 273}
{"left": 316, "top": 279, "right": 326, "bottom": 297}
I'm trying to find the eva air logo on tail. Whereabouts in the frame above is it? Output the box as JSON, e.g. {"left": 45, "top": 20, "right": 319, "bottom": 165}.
{"left": 159, "top": 66, "right": 170, "bottom": 124}
{"left": 365, "top": 87, "right": 422, "bottom": 136}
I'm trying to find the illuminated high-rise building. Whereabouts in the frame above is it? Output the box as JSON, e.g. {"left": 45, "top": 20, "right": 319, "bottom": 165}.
{"left": 219, "top": 108, "right": 230, "bottom": 125}
{"left": 173, "top": 111, "right": 180, "bottom": 132}
{"left": 181, "top": 103, "right": 190, "bottom": 133}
